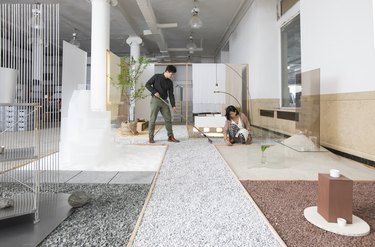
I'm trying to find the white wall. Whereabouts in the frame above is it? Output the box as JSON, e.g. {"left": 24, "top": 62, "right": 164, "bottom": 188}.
{"left": 215, "top": 51, "right": 230, "bottom": 63}
{"left": 201, "top": 57, "right": 215, "bottom": 63}
{"left": 154, "top": 64, "right": 193, "bottom": 101}
{"left": 229, "top": 0, "right": 375, "bottom": 99}
{"left": 61, "top": 41, "right": 87, "bottom": 118}
{"left": 221, "top": 51, "right": 230, "bottom": 63}
{"left": 229, "top": 0, "right": 280, "bottom": 99}
{"left": 301, "top": 0, "right": 375, "bottom": 94}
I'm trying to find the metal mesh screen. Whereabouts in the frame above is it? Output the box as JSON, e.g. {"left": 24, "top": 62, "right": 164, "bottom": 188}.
{"left": 0, "top": 3, "right": 60, "bottom": 223}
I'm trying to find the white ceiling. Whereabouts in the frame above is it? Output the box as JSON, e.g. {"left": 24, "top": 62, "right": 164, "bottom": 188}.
{"left": 0, "top": 0, "right": 247, "bottom": 62}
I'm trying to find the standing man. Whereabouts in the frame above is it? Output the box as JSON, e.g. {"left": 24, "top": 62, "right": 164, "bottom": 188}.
{"left": 146, "top": 65, "right": 180, "bottom": 144}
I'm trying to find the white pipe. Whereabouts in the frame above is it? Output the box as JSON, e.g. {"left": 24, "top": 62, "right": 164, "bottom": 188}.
{"left": 136, "top": 0, "right": 168, "bottom": 54}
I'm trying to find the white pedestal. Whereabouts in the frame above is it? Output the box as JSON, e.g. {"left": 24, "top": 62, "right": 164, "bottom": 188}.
{"left": 194, "top": 115, "right": 226, "bottom": 128}
{"left": 304, "top": 206, "right": 370, "bottom": 237}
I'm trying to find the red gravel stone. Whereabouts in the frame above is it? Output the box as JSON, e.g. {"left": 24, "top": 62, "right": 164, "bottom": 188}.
{"left": 241, "top": 180, "right": 375, "bottom": 247}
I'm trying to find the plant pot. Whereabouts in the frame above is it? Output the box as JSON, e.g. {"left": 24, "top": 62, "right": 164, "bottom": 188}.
{"left": 120, "top": 121, "right": 139, "bottom": 135}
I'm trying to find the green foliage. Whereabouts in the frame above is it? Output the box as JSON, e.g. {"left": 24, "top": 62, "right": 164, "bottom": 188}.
{"left": 112, "top": 56, "right": 151, "bottom": 102}
{"left": 261, "top": 145, "right": 271, "bottom": 152}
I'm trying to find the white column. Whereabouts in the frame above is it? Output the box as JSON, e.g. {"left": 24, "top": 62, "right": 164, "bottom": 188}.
{"left": 126, "top": 36, "right": 142, "bottom": 122}
{"left": 90, "top": 0, "right": 110, "bottom": 111}
{"left": 373, "top": 0, "right": 375, "bottom": 53}
{"left": 126, "top": 36, "right": 142, "bottom": 60}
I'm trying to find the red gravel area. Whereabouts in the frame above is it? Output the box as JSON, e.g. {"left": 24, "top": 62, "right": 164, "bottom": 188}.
{"left": 241, "top": 181, "right": 375, "bottom": 247}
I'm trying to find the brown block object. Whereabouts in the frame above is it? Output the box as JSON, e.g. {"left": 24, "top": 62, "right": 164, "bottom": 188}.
{"left": 317, "top": 173, "right": 353, "bottom": 223}
{"left": 136, "top": 121, "right": 148, "bottom": 132}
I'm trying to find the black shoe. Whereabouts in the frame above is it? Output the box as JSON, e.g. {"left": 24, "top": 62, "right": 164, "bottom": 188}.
{"left": 168, "top": 135, "right": 180, "bottom": 143}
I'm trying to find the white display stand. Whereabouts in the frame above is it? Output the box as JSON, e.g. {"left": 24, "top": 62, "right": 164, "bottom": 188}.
{"left": 304, "top": 206, "right": 370, "bottom": 237}
{"left": 0, "top": 67, "right": 17, "bottom": 104}
{"left": 59, "top": 90, "right": 112, "bottom": 170}
{"left": 194, "top": 115, "right": 226, "bottom": 128}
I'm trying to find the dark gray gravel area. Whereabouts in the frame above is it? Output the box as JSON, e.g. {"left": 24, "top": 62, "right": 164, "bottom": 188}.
{"left": 37, "top": 183, "right": 150, "bottom": 247}
{"left": 35, "top": 183, "right": 150, "bottom": 247}
{"left": 0, "top": 183, "right": 149, "bottom": 247}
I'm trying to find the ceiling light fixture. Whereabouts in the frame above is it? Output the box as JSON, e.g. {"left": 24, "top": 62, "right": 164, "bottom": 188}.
{"left": 186, "top": 34, "right": 197, "bottom": 51}
{"left": 189, "top": 1, "right": 202, "bottom": 29}
{"left": 70, "top": 30, "right": 80, "bottom": 48}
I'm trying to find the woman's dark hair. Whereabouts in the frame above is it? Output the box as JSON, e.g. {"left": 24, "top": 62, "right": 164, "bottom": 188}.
{"left": 165, "top": 65, "right": 177, "bottom": 73}
{"left": 225, "top": 105, "right": 239, "bottom": 120}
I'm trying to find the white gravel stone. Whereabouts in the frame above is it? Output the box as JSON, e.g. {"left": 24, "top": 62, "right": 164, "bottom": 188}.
{"left": 133, "top": 138, "right": 281, "bottom": 247}
{"left": 115, "top": 125, "right": 189, "bottom": 145}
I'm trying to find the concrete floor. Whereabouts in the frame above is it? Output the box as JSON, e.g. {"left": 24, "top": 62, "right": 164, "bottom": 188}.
{"left": 1, "top": 170, "right": 156, "bottom": 184}
{"left": 215, "top": 142, "right": 375, "bottom": 181}
{"left": 113, "top": 125, "right": 164, "bottom": 145}
{"left": 58, "top": 143, "right": 167, "bottom": 172}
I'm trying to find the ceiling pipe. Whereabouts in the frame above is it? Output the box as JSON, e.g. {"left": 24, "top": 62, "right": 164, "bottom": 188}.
{"left": 136, "top": 0, "right": 169, "bottom": 55}
{"left": 113, "top": 1, "right": 138, "bottom": 36}
{"left": 112, "top": 0, "right": 156, "bottom": 54}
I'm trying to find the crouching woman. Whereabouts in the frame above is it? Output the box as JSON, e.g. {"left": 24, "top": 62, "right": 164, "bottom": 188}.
{"left": 223, "top": 105, "right": 252, "bottom": 146}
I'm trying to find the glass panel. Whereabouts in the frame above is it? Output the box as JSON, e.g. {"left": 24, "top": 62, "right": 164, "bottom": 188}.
{"left": 280, "top": 69, "right": 327, "bottom": 152}
{"left": 281, "top": 14, "right": 301, "bottom": 108}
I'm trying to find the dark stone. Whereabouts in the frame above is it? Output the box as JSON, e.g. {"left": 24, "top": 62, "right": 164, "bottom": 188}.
{"left": 68, "top": 191, "right": 91, "bottom": 208}
{"left": 0, "top": 198, "right": 14, "bottom": 209}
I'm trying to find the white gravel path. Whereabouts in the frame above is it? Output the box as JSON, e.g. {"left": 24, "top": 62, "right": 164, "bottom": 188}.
{"left": 115, "top": 125, "right": 189, "bottom": 145}
{"left": 132, "top": 137, "right": 281, "bottom": 247}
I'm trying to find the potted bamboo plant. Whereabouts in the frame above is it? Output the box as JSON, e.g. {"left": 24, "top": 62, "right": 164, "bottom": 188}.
{"left": 112, "top": 56, "right": 150, "bottom": 135}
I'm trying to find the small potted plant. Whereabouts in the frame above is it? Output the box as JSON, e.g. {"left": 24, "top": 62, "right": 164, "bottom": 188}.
{"left": 112, "top": 56, "right": 150, "bottom": 135}
{"left": 260, "top": 144, "right": 271, "bottom": 164}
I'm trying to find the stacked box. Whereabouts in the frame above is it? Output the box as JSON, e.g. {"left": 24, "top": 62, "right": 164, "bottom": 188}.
{"left": 0, "top": 107, "right": 4, "bottom": 130}
{"left": 17, "top": 109, "right": 34, "bottom": 131}
{"left": 4, "top": 121, "right": 16, "bottom": 131}
{"left": 1, "top": 106, "right": 17, "bottom": 131}
{"left": 0, "top": 106, "right": 34, "bottom": 132}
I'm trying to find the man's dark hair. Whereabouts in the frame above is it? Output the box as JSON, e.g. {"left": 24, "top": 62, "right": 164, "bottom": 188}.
{"left": 165, "top": 65, "right": 177, "bottom": 73}
{"left": 225, "top": 105, "right": 239, "bottom": 120}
